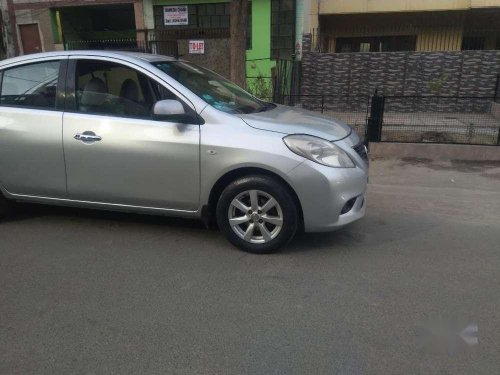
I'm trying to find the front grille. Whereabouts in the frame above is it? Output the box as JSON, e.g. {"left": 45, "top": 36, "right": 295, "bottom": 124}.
{"left": 353, "top": 143, "right": 369, "bottom": 163}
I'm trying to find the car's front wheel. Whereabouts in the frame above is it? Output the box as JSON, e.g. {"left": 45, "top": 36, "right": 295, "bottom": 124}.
{"left": 0, "top": 193, "right": 12, "bottom": 219}
{"left": 216, "top": 175, "right": 298, "bottom": 253}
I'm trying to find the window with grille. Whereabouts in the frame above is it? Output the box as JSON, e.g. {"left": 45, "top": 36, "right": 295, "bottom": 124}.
{"left": 271, "top": 0, "right": 295, "bottom": 59}
{"left": 335, "top": 36, "right": 416, "bottom": 53}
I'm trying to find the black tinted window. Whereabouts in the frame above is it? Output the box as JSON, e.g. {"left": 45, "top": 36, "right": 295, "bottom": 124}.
{"left": 75, "top": 60, "right": 157, "bottom": 119}
{"left": 0, "top": 61, "right": 60, "bottom": 109}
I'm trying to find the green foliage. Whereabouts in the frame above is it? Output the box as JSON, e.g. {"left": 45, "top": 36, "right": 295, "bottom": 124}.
{"left": 248, "top": 74, "right": 273, "bottom": 100}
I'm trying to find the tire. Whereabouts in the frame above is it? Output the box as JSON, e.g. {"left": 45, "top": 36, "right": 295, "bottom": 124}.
{"left": 216, "top": 175, "right": 298, "bottom": 254}
{"left": 0, "top": 192, "right": 11, "bottom": 219}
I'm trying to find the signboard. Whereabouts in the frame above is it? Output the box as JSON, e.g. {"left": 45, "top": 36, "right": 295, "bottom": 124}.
{"left": 163, "top": 6, "right": 189, "bottom": 26}
{"left": 189, "top": 40, "right": 205, "bottom": 54}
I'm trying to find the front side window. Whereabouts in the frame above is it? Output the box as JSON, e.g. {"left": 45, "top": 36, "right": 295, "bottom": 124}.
{"left": 75, "top": 60, "right": 157, "bottom": 118}
{"left": 0, "top": 60, "right": 61, "bottom": 109}
{"left": 154, "top": 61, "right": 273, "bottom": 114}
{"left": 74, "top": 60, "right": 197, "bottom": 122}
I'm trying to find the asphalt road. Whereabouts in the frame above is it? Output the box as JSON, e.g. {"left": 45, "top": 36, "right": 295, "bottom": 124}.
{"left": 1, "top": 158, "right": 500, "bottom": 375}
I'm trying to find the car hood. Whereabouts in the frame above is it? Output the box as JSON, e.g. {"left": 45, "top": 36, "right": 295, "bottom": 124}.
{"left": 239, "top": 104, "right": 352, "bottom": 141}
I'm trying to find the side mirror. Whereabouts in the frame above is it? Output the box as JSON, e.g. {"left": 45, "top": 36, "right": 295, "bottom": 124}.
{"left": 153, "top": 99, "right": 186, "bottom": 117}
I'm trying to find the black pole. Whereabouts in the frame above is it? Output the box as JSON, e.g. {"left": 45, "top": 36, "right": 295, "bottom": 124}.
{"left": 367, "top": 92, "right": 385, "bottom": 143}
{"left": 378, "top": 95, "right": 385, "bottom": 141}
{"left": 495, "top": 73, "right": 500, "bottom": 103}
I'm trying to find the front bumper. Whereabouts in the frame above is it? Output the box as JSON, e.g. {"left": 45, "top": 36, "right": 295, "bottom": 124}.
{"left": 287, "top": 159, "right": 368, "bottom": 232}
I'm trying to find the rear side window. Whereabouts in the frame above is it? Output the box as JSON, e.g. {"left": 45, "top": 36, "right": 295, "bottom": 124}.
{"left": 0, "top": 61, "right": 61, "bottom": 110}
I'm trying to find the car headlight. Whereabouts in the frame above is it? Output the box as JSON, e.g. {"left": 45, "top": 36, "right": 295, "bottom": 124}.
{"left": 283, "top": 134, "right": 355, "bottom": 168}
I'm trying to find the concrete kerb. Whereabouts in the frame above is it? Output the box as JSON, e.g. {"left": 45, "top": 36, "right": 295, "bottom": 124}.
{"left": 368, "top": 142, "right": 500, "bottom": 161}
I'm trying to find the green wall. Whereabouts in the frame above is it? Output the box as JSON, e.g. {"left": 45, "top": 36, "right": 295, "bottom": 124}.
{"left": 50, "top": 9, "right": 62, "bottom": 44}
{"left": 246, "top": 0, "right": 274, "bottom": 98}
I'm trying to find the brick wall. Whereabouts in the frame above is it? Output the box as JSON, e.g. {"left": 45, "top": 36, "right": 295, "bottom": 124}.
{"left": 301, "top": 50, "right": 500, "bottom": 112}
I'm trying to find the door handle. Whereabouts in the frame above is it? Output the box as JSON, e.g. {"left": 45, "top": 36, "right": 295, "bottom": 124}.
{"left": 74, "top": 132, "right": 102, "bottom": 143}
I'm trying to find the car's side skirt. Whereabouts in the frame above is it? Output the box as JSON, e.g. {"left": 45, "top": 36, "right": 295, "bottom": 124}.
{"left": 1, "top": 187, "right": 200, "bottom": 218}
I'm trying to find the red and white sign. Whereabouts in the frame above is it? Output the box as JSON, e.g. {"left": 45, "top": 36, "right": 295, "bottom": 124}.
{"left": 189, "top": 40, "right": 205, "bottom": 54}
{"left": 163, "top": 6, "right": 189, "bottom": 26}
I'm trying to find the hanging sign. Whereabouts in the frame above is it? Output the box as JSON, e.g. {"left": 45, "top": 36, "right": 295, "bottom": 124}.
{"left": 189, "top": 40, "right": 205, "bottom": 54}
{"left": 164, "top": 6, "right": 189, "bottom": 26}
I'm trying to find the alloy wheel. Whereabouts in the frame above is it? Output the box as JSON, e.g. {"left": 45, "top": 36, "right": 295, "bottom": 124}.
{"left": 228, "top": 189, "right": 283, "bottom": 244}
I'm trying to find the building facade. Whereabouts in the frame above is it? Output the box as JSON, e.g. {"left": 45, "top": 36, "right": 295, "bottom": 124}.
{"left": 2, "top": 0, "right": 146, "bottom": 56}
{"left": 1, "top": 0, "right": 304, "bottom": 93}
{"left": 304, "top": 0, "right": 500, "bottom": 53}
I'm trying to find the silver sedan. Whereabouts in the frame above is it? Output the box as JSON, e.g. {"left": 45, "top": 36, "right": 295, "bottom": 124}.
{"left": 0, "top": 51, "right": 368, "bottom": 253}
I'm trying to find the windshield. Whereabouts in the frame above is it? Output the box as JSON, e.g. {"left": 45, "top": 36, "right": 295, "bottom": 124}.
{"left": 153, "top": 61, "right": 274, "bottom": 114}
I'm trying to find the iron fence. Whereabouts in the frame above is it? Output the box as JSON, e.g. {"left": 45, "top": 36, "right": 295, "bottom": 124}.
{"left": 65, "top": 38, "right": 145, "bottom": 52}
{"left": 148, "top": 27, "right": 229, "bottom": 40}
{"left": 272, "top": 94, "right": 371, "bottom": 141}
{"left": 64, "top": 29, "right": 180, "bottom": 58}
{"left": 366, "top": 95, "right": 500, "bottom": 146}
{"left": 272, "top": 93, "right": 500, "bottom": 145}
{"left": 65, "top": 37, "right": 179, "bottom": 58}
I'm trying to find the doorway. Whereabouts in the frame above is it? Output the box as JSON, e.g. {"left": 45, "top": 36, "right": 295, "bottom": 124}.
{"left": 19, "top": 23, "right": 42, "bottom": 54}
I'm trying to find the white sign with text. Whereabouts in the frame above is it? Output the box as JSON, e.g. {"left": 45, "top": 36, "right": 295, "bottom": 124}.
{"left": 163, "top": 6, "right": 188, "bottom": 26}
{"left": 189, "top": 40, "right": 205, "bottom": 54}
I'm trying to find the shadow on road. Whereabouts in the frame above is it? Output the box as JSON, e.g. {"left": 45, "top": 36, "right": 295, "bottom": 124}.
{"left": 4, "top": 202, "right": 206, "bottom": 229}
{"left": 4, "top": 202, "right": 368, "bottom": 254}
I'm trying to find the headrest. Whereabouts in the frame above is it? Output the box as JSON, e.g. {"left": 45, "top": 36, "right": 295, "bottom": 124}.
{"left": 80, "top": 77, "right": 107, "bottom": 107}
{"left": 119, "top": 79, "right": 139, "bottom": 103}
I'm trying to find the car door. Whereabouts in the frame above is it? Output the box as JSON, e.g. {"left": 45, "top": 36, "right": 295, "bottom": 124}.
{"left": 62, "top": 57, "right": 200, "bottom": 211}
{"left": 0, "top": 58, "right": 68, "bottom": 198}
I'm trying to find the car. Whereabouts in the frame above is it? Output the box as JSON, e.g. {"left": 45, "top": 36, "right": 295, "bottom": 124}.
{"left": 0, "top": 51, "right": 368, "bottom": 253}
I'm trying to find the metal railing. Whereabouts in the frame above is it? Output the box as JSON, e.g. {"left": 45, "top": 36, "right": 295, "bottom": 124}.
{"left": 65, "top": 38, "right": 145, "bottom": 52}
{"left": 65, "top": 37, "right": 179, "bottom": 58}
{"left": 369, "top": 95, "right": 500, "bottom": 146}
{"left": 271, "top": 94, "right": 372, "bottom": 141}
{"left": 148, "top": 27, "right": 230, "bottom": 40}
{"left": 64, "top": 29, "right": 184, "bottom": 57}
{"left": 272, "top": 93, "right": 500, "bottom": 145}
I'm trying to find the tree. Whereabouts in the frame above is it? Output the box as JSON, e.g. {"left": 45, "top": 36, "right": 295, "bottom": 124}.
{"left": 230, "top": 0, "right": 248, "bottom": 88}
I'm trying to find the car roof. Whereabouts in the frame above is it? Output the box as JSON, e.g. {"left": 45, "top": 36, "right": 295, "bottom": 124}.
{"left": 0, "top": 50, "right": 177, "bottom": 68}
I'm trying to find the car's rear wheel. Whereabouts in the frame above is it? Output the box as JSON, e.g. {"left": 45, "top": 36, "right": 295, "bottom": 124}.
{"left": 216, "top": 175, "right": 298, "bottom": 253}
